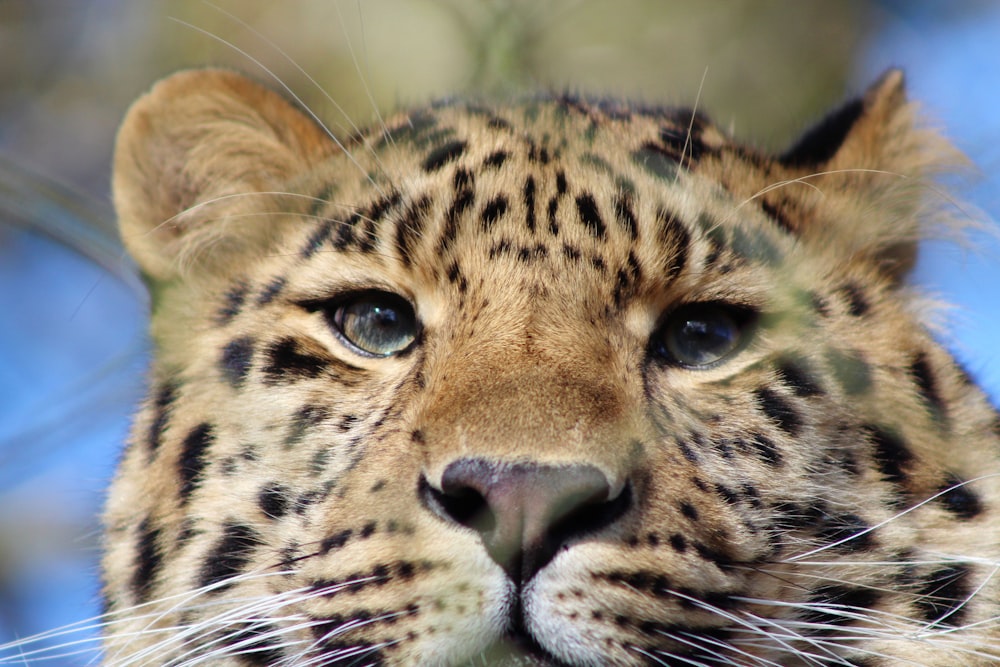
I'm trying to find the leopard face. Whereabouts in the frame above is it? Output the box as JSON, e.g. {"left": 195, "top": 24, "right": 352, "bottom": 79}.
{"left": 100, "top": 69, "right": 1000, "bottom": 666}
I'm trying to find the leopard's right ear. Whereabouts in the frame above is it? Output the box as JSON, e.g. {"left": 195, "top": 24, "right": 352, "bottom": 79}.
{"left": 113, "top": 69, "right": 337, "bottom": 281}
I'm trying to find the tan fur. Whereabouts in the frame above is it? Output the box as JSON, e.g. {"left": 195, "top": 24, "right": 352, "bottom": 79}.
{"left": 102, "top": 69, "right": 1000, "bottom": 666}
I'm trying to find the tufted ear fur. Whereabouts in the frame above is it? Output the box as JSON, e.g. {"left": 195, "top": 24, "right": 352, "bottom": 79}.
{"left": 113, "top": 69, "right": 336, "bottom": 282}
{"left": 778, "top": 70, "right": 961, "bottom": 283}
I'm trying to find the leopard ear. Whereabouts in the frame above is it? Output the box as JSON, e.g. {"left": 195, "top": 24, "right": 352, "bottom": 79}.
{"left": 780, "top": 70, "right": 909, "bottom": 170}
{"left": 779, "top": 70, "right": 960, "bottom": 282}
{"left": 113, "top": 68, "right": 336, "bottom": 281}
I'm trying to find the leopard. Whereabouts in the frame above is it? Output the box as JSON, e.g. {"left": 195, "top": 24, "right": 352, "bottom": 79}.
{"left": 97, "top": 67, "right": 1000, "bottom": 666}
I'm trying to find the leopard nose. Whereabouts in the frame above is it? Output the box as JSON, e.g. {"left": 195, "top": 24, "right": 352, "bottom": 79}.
{"left": 421, "top": 458, "right": 631, "bottom": 582}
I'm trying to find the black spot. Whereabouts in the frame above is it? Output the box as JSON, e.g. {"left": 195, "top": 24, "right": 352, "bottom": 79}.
{"left": 517, "top": 244, "right": 547, "bottom": 262}
{"left": 612, "top": 191, "right": 638, "bottom": 240}
{"left": 676, "top": 438, "right": 698, "bottom": 463}
{"left": 915, "top": 565, "right": 971, "bottom": 626}
{"left": 395, "top": 195, "right": 432, "bottom": 266}
{"left": 199, "top": 522, "right": 264, "bottom": 591}
{"left": 301, "top": 220, "right": 334, "bottom": 258}
{"left": 810, "top": 292, "right": 831, "bottom": 318}
{"left": 669, "top": 533, "right": 688, "bottom": 552}
{"left": 337, "top": 414, "right": 361, "bottom": 433}
{"left": 772, "top": 501, "right": 821, "bottom": 532}
{"left": 330, "top": 211, "right": 359, "bottom": 250}
{"left": 679, "top": 501, "right": 699, "bottom": 521}
{"left": 713, "top": 438, "right": 735, "bottom": 460}
{"left": 575, "top": 193, "right": 606, "bottom": 239}
{"left": 320, "top": 529, "right": 353, "bottom": 555}
{"left": 741, "top": 483, "right": 763, "bottom": 508}
{"left": 131, "top": 517, "right": 162, "bottom": 602}
{"left": 488, "top": 116, "right": 512, "bottom": 131}
{"left": 488, "top": 239, "right": 513, "bottom": 258}
{"left": 839, "top": 283, "right": 870, "bottom": 317}
{"left": 354, "top": 212, "right": 382, "bottom": 255}
{"left": 439, "top": 186, "right": 474, "bottom": 253}
{"left": 527, "top": 140, "right": 551, "bottom": 164}
{"left": 754, "top": 388, "right": 802, "bottom": 436}
{"left": 775, "top": 356, "right": 824, "bottom": 397}
{"left": 612, "top": 254, "right": 640, "bottom": 307}
{"left": 147, "top": 381, "right": 177, "bottom": 456}
{"left": 546, "top": 196, "right": 560, "bottom": 235}
{"left": 561, "top": 244, "right": 581, "bottom": 261}
{"left": 911, "top": 353, "right": 947, "bottom": 422}
{"left": 826, "top": 348, "right": 872, "bottom": 395}
{"left": 867, "top": 425, "right": 914, "bottom": 487}
{"left": 453, "top": 167, "right": 473, "bottom": 190}
{"left": 817, "top": 513, "right": 874, "bottom": 552}
{"left": 660, "top": 124, "right": 705, "bottom": 162}
{"left": 295, "top": 490, "right": 322, "bottom": 514}
{"left": 749, "top": 433, "right": 783, "bottom": 467}
{"left": 657, "top": 207, "right": 689, "bottom": 282}
{"left": 781, "top": 96, "right": 864, "bottom": 168}
{"left": 482, "top": 149, "right": 509, "bottom": 169}
{"left": 218, "top": 282, "right": 249, "bottom": 324}
{"left": 713, "top": 484, "right": 741, "bottom": 505}
{"left": 220, "top": 337, "right": 255, "bottom": 388}
{"left": 555, "top": 170, "right": 568, "bottom": 195}
{"left": 936, "top": 474, "right": 983, "bottom": 520}
{"left": 803, "top": 585, "right": 880, "bottom": 633}
{"left": 258, "top": 483, "right": 290, "bottom": 519}
{"left": 480, "top": 195, "right": 509, "bottom": 230}
{"left": 446, "top": 261, "right": 467, "bottom": 292}
{"left": 263, "top": 338, "right": 329, "bottom": 385}
{"left": 421, "top": 139, "right": 467, "bottom": 172}
{"left": 384, "top": 110, "right": 438, "bottom": 147}
{"left": 179, "top": 423, "right": 214, "bottom": 503}
{"left": 693, "top": 542, "right": 731, "bottom": 566}
{"left": 523, "top": 176, "right": 537, "bottom": 232}
{"left": 256, "top": 276, "right": 286, "bottom": 306}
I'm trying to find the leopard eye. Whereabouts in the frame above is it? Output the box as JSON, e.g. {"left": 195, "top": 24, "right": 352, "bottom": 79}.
{"left": 331, "top": 291, "right": 418, "bottom": 357}
{"left": 654, "top": 302, "right": 753, "bottom": 368}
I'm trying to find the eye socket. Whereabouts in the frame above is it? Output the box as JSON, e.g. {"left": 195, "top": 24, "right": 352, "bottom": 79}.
{"left": 654, "top": 302, "right": 754, "bottom": 368}
{"left": 330, "top": 291, "right": 418, "bottom": 357}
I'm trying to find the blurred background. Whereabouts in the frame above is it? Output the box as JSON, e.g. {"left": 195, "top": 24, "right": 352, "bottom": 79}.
{"left": 0, "top": 1, "right": 997, "bottom": 663}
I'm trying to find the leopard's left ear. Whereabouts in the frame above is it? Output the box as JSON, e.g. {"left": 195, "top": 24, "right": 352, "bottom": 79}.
{"left": 781, "top": 69, "right": 912, "bottom": 170}
{"left": 113, "top": 68, "right": 338, "bottom": 283}
{"left": 779, "top": 70, "right": 960, "bottom": 282}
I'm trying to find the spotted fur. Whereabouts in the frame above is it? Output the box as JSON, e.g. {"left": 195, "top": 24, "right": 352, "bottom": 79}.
{"left": 98, "top": 68, "right": 1000, "bottom": 666}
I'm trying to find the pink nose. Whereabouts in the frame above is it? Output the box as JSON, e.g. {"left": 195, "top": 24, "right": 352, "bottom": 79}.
{"left": 422, "top": 458, "right": 631, "bottom": 582}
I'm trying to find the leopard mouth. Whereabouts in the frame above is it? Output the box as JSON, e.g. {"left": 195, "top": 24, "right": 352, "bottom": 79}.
{"left": 476, "top": 630, "right": 571, "bottom": 667}
{"left": 472, "top": 594, "right": 577, "bottom": 667}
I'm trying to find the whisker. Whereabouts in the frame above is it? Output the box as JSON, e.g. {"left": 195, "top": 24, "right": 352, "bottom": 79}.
{"left": 676, "top": 66, "right": 709, "bottom": 178}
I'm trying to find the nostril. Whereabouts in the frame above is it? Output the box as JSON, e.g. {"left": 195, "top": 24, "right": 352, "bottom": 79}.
{"left": 425, "top": 479, "right": 496, "bottom": 534}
